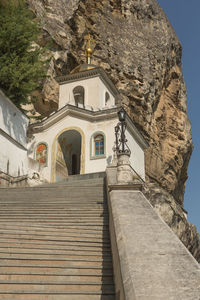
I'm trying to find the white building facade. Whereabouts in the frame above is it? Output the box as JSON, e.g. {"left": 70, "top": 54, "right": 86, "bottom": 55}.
{"left": 29, "top": 65, "right": 148, "bottom": 183}
{"left": 0, "top": 64, "right": 148, "bottom": 184}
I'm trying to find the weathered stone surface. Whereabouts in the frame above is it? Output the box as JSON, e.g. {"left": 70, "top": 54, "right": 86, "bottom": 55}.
{"left": 143, "top": 183, "right": 200, "bottom": 262}
{"left": 27, "top": 0, "right": 200, "bottom": 261}
{"left": 109, "top": 189, "right": 200, "bottom": 300}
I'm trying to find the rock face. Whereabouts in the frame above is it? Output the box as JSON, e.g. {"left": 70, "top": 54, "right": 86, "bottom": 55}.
{"left": 27, "top": 0, "right": 200, "bottom": 261}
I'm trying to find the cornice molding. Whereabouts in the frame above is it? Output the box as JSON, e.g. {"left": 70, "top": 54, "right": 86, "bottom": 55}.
{"left": 29, "top": 105, "right": 119, "bottom": 133}
{"left": 29, "top": 104, "right": 148, "bottom": 150}
{"left": 56, "top": 67, "right": 119, "bottom": 97}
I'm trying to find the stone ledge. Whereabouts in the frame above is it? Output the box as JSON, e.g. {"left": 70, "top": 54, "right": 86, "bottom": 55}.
{"left": 108, "top": 182, "right": 143, "bottom": 191}
{"left": 0, "top": 172, "right": 28, "bottom": 187}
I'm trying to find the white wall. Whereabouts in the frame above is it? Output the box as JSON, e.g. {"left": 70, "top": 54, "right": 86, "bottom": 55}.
{"left": 59, "top": 76, "right": 115, "bottom": 109}
{"left": 31, "top": 113, "right": 146, "bottom": 182}
{"left": 127, "top": 129, "right": 145, "bottom": 180}
{"left": 0, "top": 90, "right": 28, "bottom": 148}
{"left": 0, "top": 134, "right": 28, "bottom": 177}
{"left": 0, "top": 90, "right": 29, "bottom": 176}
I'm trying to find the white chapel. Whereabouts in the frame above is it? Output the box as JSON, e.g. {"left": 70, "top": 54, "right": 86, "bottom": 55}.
{"left": 0, "top": 50, "right": 148, "bottom": 185}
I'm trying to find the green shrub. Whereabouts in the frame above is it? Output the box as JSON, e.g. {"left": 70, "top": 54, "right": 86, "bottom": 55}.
{"left": 0, "top": 0, "right": 48, "bottom": 108}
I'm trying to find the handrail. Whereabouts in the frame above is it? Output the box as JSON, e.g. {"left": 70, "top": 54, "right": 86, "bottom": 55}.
{"left": 130, "top": 165, "right": 145, "bottom": 183}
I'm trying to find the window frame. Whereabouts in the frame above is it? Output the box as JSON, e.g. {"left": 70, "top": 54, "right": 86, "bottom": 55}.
{"left": 90, "top": 131, "right": 106, "bottom": 160}
{"left": 73, "top": 85, "right": 85, "bottom": 107}
{"left": 105, "top": 91, "right": 111, "bottom": 106}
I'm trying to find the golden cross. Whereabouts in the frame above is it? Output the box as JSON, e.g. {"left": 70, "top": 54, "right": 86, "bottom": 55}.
{"left": 84, "top": 34, "right": 95, "bottom": 64}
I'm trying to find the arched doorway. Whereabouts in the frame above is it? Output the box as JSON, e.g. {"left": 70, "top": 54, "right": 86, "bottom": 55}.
{"left": 54, "top": 130, "right": 82, "bottom": 182}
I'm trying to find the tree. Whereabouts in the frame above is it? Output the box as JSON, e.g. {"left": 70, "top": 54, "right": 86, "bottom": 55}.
{"left": 0, "top": 0, "right": 48, "bottom": 108}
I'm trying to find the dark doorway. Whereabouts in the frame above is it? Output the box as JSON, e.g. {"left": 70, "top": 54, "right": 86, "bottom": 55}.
{"left": 55, "top": 130, "right": 81, "bottom": 181}
{"left": 72, "top": 154, "right": 78, "bottom": 175}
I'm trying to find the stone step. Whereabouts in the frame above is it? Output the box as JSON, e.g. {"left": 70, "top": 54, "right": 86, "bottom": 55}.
{"left": 51, "top": 172, "right": 106, "bottom": 182}
{"left": 0, "top": 208, "right": 107, "bottom": 212}
{"left": 0, "top": 223, "right": 109, "bottom": 231}
{"left": 42, "top": 176, "right": 105, "bottom": 185}
{"left": 0, "top": 201, "right": 107, "bottom": 205}
{"left": 0, "top": 204, "right": 108, "bottom": 209}
{"left": 0, "top": 191, "right": 105, "bottom": 197}
{"left": 0, "top": 187, "right": 104, "bottom": 192}
{"left": 0, "top": 206, "right": 107, "bottom": 211}
{"left": 0, "top": 234, "right": 110, "bottom": 244}
{"left": 0, "top": 187, "right": 105, "bottom": 195}
{"left": 0, "top": 205, "right": 108, "bottom": 210}
{"left": 0, "top": 253, "right": 112, "bottom": 262}
{"left": 0, "top": 218, "right": 109, "bottom": 226}
{"left": 0, "top": 195, "right": 106, "bottom": 198}
{"left": 0, "top": 242, "right": 111, "bottom": 252}
{"left": 0, "top": 198, "right": 106, "bottom": 203}
{"left": 0, "top": 228, "right": 110, "bottom": 237}
{"left": 0, "top": 266, "right": 113, "bottom": 276}
{"left": 0, "top": 274, "right": 114, "bottom": 284}
{"left": 0, "top": 259, "right": 113, "bottom": 269}
{"left": 0, "top": 197, "right": 106, "bottom": 200}
{"left": 0, "top": 248, "right": 111, "bottom": 257}
{"left": 0, "top": 238, "right": 111, "bottom": 248}
{"left": 0, "top": 189, "right": 105, "bottom": 194}
{"left": 0, "top": 283, "right": 115, "bottom": 293}
{"left": 0, "top": 294, "right": 115, "bottom": 300}
{"left": 0, "top": 193, "right": 105, "bottom": 197}
{"left": 0, "top": 224, "right": 109, "bottom": 232}
{"left": 0, "top": 213, "right": 108, "bottom": 218}
{"left": 0, "top": 233, "right": 110, "bottom": 244}
{"left": 0, "top": 188, "right": 105, "bottom": 195}
{"left": 0, "top": 196, "right": 106, "bottom": 200}
{"left": 54, "top": 179, "right": 105, "bottom": 185}
{"left": 0, "top": 212, "right": 108, "bottom": 218}
{"left": 0, "top": 175, "right": 105, "bottom": 190}
{"left": 0, "top": 243, "right": 111, "bottom": 252}
{"left": 0, "top": 222, "right": 109, "bottom": 228}
{"left": 0, "top": 187, "right": 105, "bottom": 194}
{"left": 0, "top": 215, "right": 109, "bottom": 220}
{"left": 0, "top": 195, "right": 105, "bottom": 199}
{"left": 1, "top": 188, "right": 104, "bottom": 192}
{"left": 0, "top": 217, "right": 109, "bottom": 222}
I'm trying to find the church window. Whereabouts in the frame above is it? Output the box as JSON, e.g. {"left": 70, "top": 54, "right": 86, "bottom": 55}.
{"left": 94, "top": 135, "right": 104, "bottom": 156}
{"left": 105, "top": 91, "right": 111, "bottom": 106}
{"left": 36, "top": 143, "right": 48, "bottom": 166}
{"left": 90, "top": 132, "right": 106, "bottom": 159}
{"left": 73, "top": 86, "right": 85, "bottom": 106}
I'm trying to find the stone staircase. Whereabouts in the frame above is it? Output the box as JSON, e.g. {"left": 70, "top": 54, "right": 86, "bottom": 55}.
{"left": 0, "top": 172, "right": 115, "bottom": 299}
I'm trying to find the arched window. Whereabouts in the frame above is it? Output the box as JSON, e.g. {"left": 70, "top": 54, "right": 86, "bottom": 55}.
{"left": 94, "top": 135, "right": 104, "bottom": 156}
{"left": 105, "top": 91, "right": 110, "bottom": 106}
{"left": 73, "top": 86, "right": 85, "bottom": 106}
{"left": 90, "top": 132, "right": 106, "bottom": 159}
{"left": 36, "top": 143, "right": 48, "bottom": 166}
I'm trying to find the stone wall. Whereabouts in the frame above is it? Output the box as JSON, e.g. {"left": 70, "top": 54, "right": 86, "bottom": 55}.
{"left": 106, "top": 166, "right": 200, "bottom": 299}
{"left": 109, "top": 189, "right": 200, "bottom": 300}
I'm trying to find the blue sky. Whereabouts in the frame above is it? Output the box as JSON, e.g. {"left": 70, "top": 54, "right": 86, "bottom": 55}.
{"left": 157, "top": 0, "right": 200, "bottom": 232}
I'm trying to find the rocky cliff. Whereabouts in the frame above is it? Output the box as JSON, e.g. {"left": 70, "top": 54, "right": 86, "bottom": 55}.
{"left": 27, "top": 0, "right": 200, "bottom": 261}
